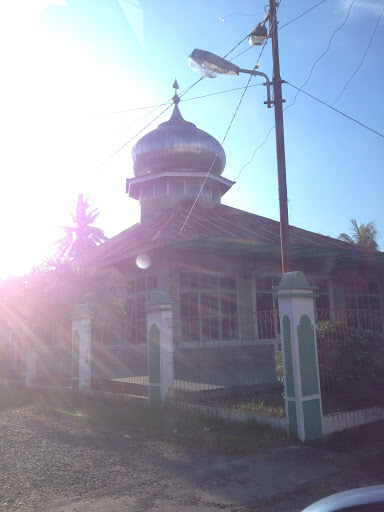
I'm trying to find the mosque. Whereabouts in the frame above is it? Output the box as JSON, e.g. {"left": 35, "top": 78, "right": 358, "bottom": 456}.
{"left": 82, "top": 82, "right": 384, "bottom": 374}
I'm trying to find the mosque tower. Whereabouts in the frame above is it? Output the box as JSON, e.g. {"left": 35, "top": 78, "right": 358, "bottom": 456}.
{"left": 126, "top": 81, "right": 234, "bottom": 222}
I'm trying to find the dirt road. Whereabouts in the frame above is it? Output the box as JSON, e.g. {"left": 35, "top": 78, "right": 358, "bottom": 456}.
{"left": 1, "top": 407, "right": 383, "bottom": 512}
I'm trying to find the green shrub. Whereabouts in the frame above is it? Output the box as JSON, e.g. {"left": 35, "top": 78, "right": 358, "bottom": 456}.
{"left": 316, "top": 321, "right": 384, "bottom": 406}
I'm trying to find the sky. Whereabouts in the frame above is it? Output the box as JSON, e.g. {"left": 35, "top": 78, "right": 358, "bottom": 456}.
{"left": 0, "top": 0, "right": 383, "bottom": 277}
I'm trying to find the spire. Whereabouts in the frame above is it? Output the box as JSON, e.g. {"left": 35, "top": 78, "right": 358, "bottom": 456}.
{"left": 159, "top": 79, "right": 196, "bottom": 127}
{"left": 172, "top": 78, "right": 180, "bottom": 105}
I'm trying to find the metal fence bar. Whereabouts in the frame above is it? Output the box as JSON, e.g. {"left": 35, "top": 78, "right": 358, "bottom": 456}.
{"left": 316, "top": 309, "right": 384, "bottom": 414}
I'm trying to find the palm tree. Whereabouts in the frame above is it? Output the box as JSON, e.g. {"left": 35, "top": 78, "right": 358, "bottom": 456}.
{"left": 338, "top": 219, "right": 379, "bottom": 250}
{"left": 55, "top": 194, "right": 108, "bottom": 259}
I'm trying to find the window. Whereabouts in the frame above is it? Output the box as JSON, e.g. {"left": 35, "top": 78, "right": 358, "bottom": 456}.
{"left": 344, "top": 281, "right": 382, "bottom": 331}
{"left": 179, "top": 272, "right": 238, "bottom": 342}
{"left": 310, "top": 279, "right": 330, "bottom": 319}
{"left": 169, "top": 181, "right": 184, "bottom": 194}
{"left": 141, "top": 185, "right": 153, "bottom": 200}
{"left": 186, "top": 182, "right": 201, "bottom": 196}
{"left": 201, "top": 184, "right": 212, "bottom": 198}
{"left": 124, "top": 274, "right": 158, "bottom": 344}
{"left": 154, "top": 181, "right": 167, "bottom": 197}
{"left": 254, "top": 278, "right": 279, "bottom": 340}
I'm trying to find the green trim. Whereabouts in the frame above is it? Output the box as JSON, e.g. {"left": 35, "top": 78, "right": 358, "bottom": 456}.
{"left": 287, "top": 400, "right": 298, "bottom": 438}
{"left": 273, "top": 271, "right": 318, "bottom": 291}
{"left": 282, "top": 315, "right": 295, "bottom": 398}
{"left": 148, "top": 323, "right": 161, "bottom": 384}
{"left": 297, "top": 315, "right": 319, "bottom": 396}
{"left": 149, "top": 385, "right": 161, "bottom": 407}
{"left": 303, "top": 399, "right": 323, "bottom": 440}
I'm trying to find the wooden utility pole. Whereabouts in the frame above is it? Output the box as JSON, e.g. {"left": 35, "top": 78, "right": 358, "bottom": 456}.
{"left": 269, "top": 0, "right": 292, "bottom": 274}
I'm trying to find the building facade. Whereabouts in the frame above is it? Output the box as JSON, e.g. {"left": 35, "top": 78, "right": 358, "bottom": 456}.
{"left": 82, "top": 83, "right": 384, "bottom": 388}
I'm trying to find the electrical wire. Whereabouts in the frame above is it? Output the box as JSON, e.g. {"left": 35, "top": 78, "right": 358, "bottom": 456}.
{"left": 98, "top": 31, "right": 257, "bottom": 166}
{"left": 106, "top": 82, "right": 264, "bottom": 116}
{"left": 218, "top": 12, "right": 259, "bottom": 21}
{"left": 176, "top": 0, "right": 283, "bottom": 231}
{"left": 223, "top": 35, "right": 251, "bottom": 59}
{"left": 108, "top": 0, "right": 329, "bottom": 118}
{"left": 177, "top": 68, "right": 259, "bottom": 237}
{"left": 332, "top": 5, "right": 384, "bottom": 106}
{"left": 181, "top": 82, "right": 263, "bottom": 103}
{"left": 229, "top": 1, "right": 282, "bottom": 181}
{"left": 278, "top": 0, "right": 329, "bottom": 31}
{"left": 108, "top": 78, "right": 203, "bottom": 115}
{"left": 285, "top": 81, "right": 384, "bottom": 139}
{"left": 232, "top": 124, "right": 275, "bottom": 181}
{"left": 229, "top": 45, "right": 253, "bottom": 62}
{"left": 176, "top": 4, "right": 285, "bottom": 235}
{"left": 283, "top": 0, "right": 357, "bottom": 115}
{"left": 98, "top": 102, "right": 174, "bottom": 167}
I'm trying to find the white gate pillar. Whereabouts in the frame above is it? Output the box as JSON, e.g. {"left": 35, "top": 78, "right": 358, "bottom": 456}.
{"left": 274, "top": 271, "right": 323, "bottom": 441}
{"left": 71, "top": 304, "right": 92, "bottom": 391}
{"left": 25, "top": 331, "right": 38, "bottom": 388}
{"left": 146, "top": 291, "right": 176, "bottom": 406}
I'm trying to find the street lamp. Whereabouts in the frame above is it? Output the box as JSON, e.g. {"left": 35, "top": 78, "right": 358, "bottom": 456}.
{"left": 189, "top": 49, "right": 272, "bottom": 107}
{"left": 188, "top": 0, "right": 291, "bottom": 275}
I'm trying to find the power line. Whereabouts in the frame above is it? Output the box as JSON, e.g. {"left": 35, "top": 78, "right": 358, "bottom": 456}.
{"left": 178, "top": 67, "right": 259, "bottom": 237}
{"left": 232, "top": 124, "right": 275, "bottom": 181}
{"left": 332, "top": 5, "right": 384, "bottom": 106}
{"left": 108, "top": 78, "right": 202, "bottom": 115}
{"left": 232, "top": 0, "right": 366, "bottom": 181}
{"left": 181, "top": 82, "right": 263, "bottom": 102}
{"left": 229, "top": 2, "right": 283, "bottom": 181}
{"left": 285, "top": 81, "right": 384, "bottom": 139}
{"left": 283, "top": 0, "right": 357, "bottom": 115}
{"left": 99, "top": 32, "right": 257, "bottom": 165}
{"left": 110, "top": 1, "right": 329, "bottom": 117}
{"left": 98, "top": 102, "right": 174, "bottom": 166}
{"left": 176, "top": 2, "right": 285, "bottom": 235}
{"left": 223, "top": 35, "right": 251, "bottom": 59}
{"left": 229, "top": 46, "right": 253, "bottom": 62}
{"left": 278, "top": 0, "right": 329, "bottom": 31}
{"left": 218, "top": 12, "right": 259, "bottom": 21}
{"left": 106, "top": 82, "right": 265, "bottom": 116}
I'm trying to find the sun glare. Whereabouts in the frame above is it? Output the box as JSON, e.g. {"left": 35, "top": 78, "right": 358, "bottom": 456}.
{"left": 0, "top": 1, "right": 149, "bottom": 278}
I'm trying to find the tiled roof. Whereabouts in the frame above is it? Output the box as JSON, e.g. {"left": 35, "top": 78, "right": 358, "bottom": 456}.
{"left": 80, "top": 200, "right": 380, "bottom": 267}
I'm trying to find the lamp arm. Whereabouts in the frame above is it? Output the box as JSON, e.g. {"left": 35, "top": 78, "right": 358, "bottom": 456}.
{"left": 238, "top": 69, "right": 272, "bottom": 108}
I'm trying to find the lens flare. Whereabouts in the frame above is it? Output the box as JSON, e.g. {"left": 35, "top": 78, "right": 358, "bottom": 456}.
{"left": 136, "top": 253, "right": 151, "bottom": 269}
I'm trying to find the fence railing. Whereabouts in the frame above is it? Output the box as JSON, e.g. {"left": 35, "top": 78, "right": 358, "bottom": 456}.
{"left": 316, "top": 309, "right": 384, "bottom": 414}
{"left": 90, "top": 344, "right": 148, "bottom": 396}
{"left": 7, "top": 319, "right": 73, "bottom": 387}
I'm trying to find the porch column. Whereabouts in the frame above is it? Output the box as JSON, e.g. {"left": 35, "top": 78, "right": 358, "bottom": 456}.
{"left": 274, "top": 271, "right": 323, "bottom": 441}
{"left": 71, "top": 304, "right": 92, "bottom": 391}
{"left": 146, "top": 291, "right": 176, "bottom": 406}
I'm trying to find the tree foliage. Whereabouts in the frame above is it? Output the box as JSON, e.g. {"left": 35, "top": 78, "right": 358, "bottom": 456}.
{"left": 0, "top": 260, "right": 128, "bottom": 334}
{"left": 338, "top": 219, "right": 379, "bottom": 250}
{"left": 55, "top": 194, "right": 108, "bottom": 259}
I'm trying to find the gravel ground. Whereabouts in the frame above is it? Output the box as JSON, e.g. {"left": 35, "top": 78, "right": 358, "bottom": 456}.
{"left": 0, "top": 407, "right": 196, "bottom": 511}
{"left": 1, "top": 407, "right": 383, "bottom": 512}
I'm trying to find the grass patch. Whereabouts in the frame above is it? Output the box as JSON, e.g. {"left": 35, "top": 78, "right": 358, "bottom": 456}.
{"left": 0, "top": 383, "right": 36, "bottom": 411}
{"left": 0, "top": 385, "right": 289, "bottom": 455}
{"left": 197, "top": 389, "right": 285, "bottom": 419}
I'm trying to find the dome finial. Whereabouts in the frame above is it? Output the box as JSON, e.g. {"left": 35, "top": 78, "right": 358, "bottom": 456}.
{"left": 172, "top": 79, "right": 180, "bottom": 104}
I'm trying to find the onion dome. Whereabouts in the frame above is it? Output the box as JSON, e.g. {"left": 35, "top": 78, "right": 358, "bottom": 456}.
{"left": 132, "top": 81, "right": 226, "bottom": 177}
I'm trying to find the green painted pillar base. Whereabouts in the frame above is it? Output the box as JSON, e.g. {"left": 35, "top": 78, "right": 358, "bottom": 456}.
{"left": 149, "top": 385, "right": 161, "bottom": 407}
{"left": 148, "top": 323, "right": 161, "bottom": 407}
{"left": 274, "top": 271, "right": 324, "bottom": 441}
